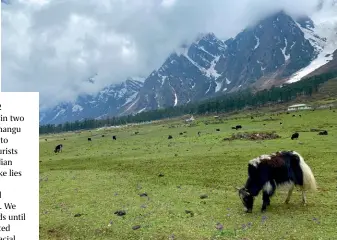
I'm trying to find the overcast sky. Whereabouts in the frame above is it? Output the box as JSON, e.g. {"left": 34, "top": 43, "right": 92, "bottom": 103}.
{"left": 1, "top": 0, "right": 332, "bottom": 109}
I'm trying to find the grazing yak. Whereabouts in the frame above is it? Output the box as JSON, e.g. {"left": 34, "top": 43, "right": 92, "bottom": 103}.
{"left": 112, "top": 136, "right": 117, "bottom": 140}
{"left": 291, "top": 132, "right": 299, "bottom": 140}
{"left": 235, "top": 125, "right": 242, "bottom": 130}
{"left": 318, "top": 130, "right": 328, "bottom": 135}
{"left": 236, "top": 151, "right": 317, "bottom": 213}
{"left": 54, "top": 144, "right": 63, "bottom": 153}
{"left": 88, "top": 138, "right": 92, "bottom": 141}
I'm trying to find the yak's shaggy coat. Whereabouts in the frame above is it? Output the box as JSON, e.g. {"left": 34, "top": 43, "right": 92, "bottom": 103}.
{"left": 237, "top": 150, "right": 317, "bottom": 213}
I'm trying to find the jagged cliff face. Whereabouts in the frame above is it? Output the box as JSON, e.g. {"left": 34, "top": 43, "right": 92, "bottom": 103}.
{"left": 40, "top": 11, "right": 337, "bottom": 125}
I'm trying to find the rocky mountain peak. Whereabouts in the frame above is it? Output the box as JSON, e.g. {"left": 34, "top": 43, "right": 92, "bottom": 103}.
{"left": 40, "top": 11, "right": 337, "bottom": 125}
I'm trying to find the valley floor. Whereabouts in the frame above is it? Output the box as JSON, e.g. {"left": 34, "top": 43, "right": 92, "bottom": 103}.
{"left": 39, "top": 108, "right": 337, "bottom": 240}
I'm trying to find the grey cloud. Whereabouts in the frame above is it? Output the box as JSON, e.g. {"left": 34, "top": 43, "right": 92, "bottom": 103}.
{"left": 1, "top": 0, "right": 326, "bottom": 109}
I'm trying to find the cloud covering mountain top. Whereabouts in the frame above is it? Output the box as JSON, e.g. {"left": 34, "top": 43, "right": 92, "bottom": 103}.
{"left": 2, "top": 0, "right": 334, "bottom": 109}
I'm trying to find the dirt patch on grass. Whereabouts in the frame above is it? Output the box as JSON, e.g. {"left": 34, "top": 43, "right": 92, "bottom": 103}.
{"left": 43, "top": 224, "right": 71, "bottom": 240}
{"left": 224, "top": 131, "right": 281, "bottom": 141}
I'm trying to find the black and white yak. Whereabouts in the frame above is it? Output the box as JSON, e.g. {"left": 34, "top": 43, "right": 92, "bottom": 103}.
{"left": 54, "top": 144, "right": 63, "bottom": 153}
{"left": 236, "top": 150, "right": 317, "bottom": 213}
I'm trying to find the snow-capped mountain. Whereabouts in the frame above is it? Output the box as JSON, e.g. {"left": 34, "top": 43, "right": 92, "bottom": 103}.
{"left": 39, "top": 78, "right": 144, "bottom": 125}
{"left": 40, "top": 10, "right": 337, "bottom": 125}
{"left": 287, "top": 6, "right": 337, "bottom": 82}
{"left": 121, "top": 33, "right": 228, "bottom": 115}
{"left": 127, "top": 10, "right": 332, "bottom": 113}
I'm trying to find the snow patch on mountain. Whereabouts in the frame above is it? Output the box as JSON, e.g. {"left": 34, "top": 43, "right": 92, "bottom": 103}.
{"left": 168, "top": 81, "right": 178, "bottom": 106}
{"left": 122, "top": 92, "right": 138, "bottom": 107}
{"left": 204, "top": 56, "right": 221, "bottom": 79}
{"left": 176, "top": 47, "right": 204, "bottom": 72}
{"left": 123, "top": 96, "right": 139, "bottom": 114}
{"left": 205, "top": 82, "right": 212, "bottom": 94}
{"left": 288, "top": 10, "right": 337, "bottom": 83}
{"left": 215, "top": 79, "right": 223, "bottom": 92}
{"left": 281, "top": 38, "right": 290, "bottom": 62}
{"left": 254, "top": 36, "right": 260, "bottom": 50}
{"left": 176, "top": 36, "right": 225, "bottom": 80}
{"left": 161, "top": 76, "right": 167, "bottom": 85}
{"left": 51, "top": 108, "right": 66, "bottom": 122}
{"left": 72, "top": 104, "right": 83, "bottom": 112}
{"left": 138, "top": 107, "right": 147, "bottom": 114}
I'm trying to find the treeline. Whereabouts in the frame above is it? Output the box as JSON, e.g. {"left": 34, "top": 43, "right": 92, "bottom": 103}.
{"left": 40, "top": 71, "right": 337, "bottom": 134}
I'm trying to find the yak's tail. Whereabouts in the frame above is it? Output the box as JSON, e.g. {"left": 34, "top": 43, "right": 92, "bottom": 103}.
{"left": 293, "top": 151, "right": 317, "bottom": 191}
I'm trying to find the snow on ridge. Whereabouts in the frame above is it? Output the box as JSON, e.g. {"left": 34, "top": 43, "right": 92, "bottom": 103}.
{"left": 199, "top": 46, "right": 216, "bottom": 57}
{"left": 254, "top": 36, "right": 260, "bottom": 50}
{"left": 204, "top": 56, "right": 221, "bottom": 79}
{"left": 51, "top": 109, "right": 66, "bottom": 122}
{"left": 173, "top": 91, "right": 178, "bottom": 106}
{"left": 288, "top": 15, "right": 337, "bottom": 83}
{"left": 290, "top": 41, "right": 296, "bottom": 49}
{"left": 122, "top": 96, "right": 139, "bottom": 114}
{"left": 155, "top": 93, "right": 160, "bottom": 108}
{"left": 72, "top": 104, "right": 83, "bottom": 113}
{"left": 176, "top": 46, "right": 222, "bottom": 79}
{"left": 257, "top": 60, "right": 266, "bottom": 71}
{"left": 168, "top": 81, "right": 178, "bottom": 106}
{"left": 117, "top": 87, "right": 127, "bottom": 99}
{"left": 176, "top": 47, "right": 204, "bottom": 72}
{"left": 286, "top": 49, "right": 334, "bottom": 83}
{"left": 225, "top": 78, "right": 231, "bottom": 84}
{"left": 122, "top": 92, "right": 138, "bottom": 107}
{"left": 296, "top": 22, "right": 325, "bottom": 54}
{"left": 205, "top": 82, "right": 212, "bottom": 94}
{"left": 137, "top": 107, "right": 147, "bottom": 114}
{"left": 281, "top": 38, "right": 290, "bottom": 62}
{"left": 161, "top": 76, "right": 167, "bottom": 86}
{"left": 215, "top": 79, "right": 223, "bottom": 92}
{"left": 183, "top": 52, "right": 203, "bottom": 70}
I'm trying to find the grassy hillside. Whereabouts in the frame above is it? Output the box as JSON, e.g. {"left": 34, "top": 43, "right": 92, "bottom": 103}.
{"left": 39, "top": 108, "right": 337, "bottom": 240}
{"left": 312, "top": 78, "right": 337, "bottom": 102}
{"left": 290, "top": 78, "right": 337, "bottom": 108}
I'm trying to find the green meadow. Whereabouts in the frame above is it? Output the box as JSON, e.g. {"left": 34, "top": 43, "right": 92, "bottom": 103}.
{"left": 39, "top": 108, "right": 337, "bottom": 240}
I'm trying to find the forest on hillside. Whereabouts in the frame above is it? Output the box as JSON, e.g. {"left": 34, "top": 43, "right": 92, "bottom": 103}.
{"left": 39, "top": 71, "right": 337, "bottom": 134}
